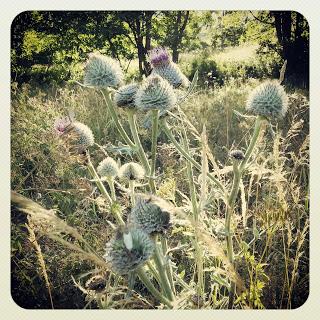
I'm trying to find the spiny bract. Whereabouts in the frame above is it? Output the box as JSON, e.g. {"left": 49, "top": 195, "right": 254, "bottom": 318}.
{"left": 128, "top": 194, "right": 173, "bottom": 235}
{"left": 119, "top": 162, "right": 145, "bottom": 181}
{"left": 134, "top": 75, "right": 177, "bottom": 111}
{"left": 104, "top": 228, "right": 155, "bottom": 274}
{"left": 72, "top": 121, "right": 95, "bottom": 150}
{"left": 229, "top": 149, "right": 245, "bottom": 161}
{"left": 83, "top": 53, "right": 123, "bottom": 88}
{"left": 150, "top": 47, "right": 190, "bottom": 88}
{"left": 97, "top": 157, "right": 119, "bottom": 178}
{"left": 114, "top": 83, "right": 139, "bottom": 108}
{"left": 246, "top": 80, "right": 288, "bottom": 118}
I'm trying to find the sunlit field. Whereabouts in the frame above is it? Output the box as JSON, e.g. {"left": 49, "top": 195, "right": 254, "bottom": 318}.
{"left": 11, "top": 10, "right": 309, "bottom": 309}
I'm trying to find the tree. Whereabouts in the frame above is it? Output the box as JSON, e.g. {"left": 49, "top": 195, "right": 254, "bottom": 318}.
{"left": 118, "top": 11, "right": 155, "bottom": 76}
{"left": 270, "top": 11, "right": 309, "bottom": 88}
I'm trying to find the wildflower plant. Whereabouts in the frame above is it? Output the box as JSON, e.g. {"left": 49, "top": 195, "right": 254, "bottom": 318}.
{"left": 83, "top": 53, "right": 124, "bottom": 88}
{"left": 149, "top": 47, "right": 190, "bottom": 88}
{"left": 104, "top": 227, "right": 155, "bottom": 275}
{"left": 14, "top": 47, "right": 294, "bottom": 310}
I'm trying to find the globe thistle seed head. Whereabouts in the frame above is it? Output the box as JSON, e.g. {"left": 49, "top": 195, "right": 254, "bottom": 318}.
{"left": 53, "top": 116, "right": 72, "bottom": 136}
{"left": 104, "top": 227, "right": 154, "bottom": 274}
{"left": 149, "top": 47, "right": 171, "bottom": 67}
{"left": 72, "top": 121, "right": 95, "bottom": 150}
{"left": 97, "top": 157, "right": 119, "bottom": 178}
{"left": 229, "top": 150, "right": 245, "bottom": 161}
{"left": 135, "top": 75, "right": 177, "bottom": 111}
{"left": 246, "top": 81, "right": 288, "bottom": 118}
{"left": 128, "top": 194, "right": 173, "bottom": 235}
{"left": 119, "top": 162, "right": 145, "bottom": 181}
{"left": 83, "top": 53, "right": 124, "bottom": 88}
{"left": 152, "top": 62, "right": 190, "bottom": 88}
{"left": 114, "top": 83, "right": 139, "bottom": 108}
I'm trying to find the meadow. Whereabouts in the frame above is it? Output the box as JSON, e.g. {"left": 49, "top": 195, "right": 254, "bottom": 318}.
{"left": 11, "top": 11, "right": 309, "bottom": 310}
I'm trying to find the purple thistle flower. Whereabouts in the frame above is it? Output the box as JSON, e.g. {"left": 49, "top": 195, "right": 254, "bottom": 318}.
{"left": 53, "top": 117, "right": 71, "bottom": 135}
{"left": 149, "top": 47, "right": 171, "bottom": 67}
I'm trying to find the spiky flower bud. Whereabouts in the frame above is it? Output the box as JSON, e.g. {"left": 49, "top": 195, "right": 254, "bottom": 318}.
{"left": 85, "top": 275, "right": 106, "bottom": 292}
{"left": 128, "top": 194, "right": 173, "bottom": 235}
{"left": 135, "top": 75, "right": 177, "bottom": 111}
{"left": 104, "top": 227, "right": 154, "bottom": 274}
{"left": 229, "top": 150, "right": 245, "bottom": 161}
{"left": 83, "top": 53, "right": 123, "bottom": 88}
{"left": 114, "top": 83, "right": 139, "bottom": 108}
{"left": 71, "top": 121, "right": 95, "bottom": 150}
{"left": 97, "top": 157, "right": 119, "bottom": 178}
{"left": 149, "top": 47, "right": 190, "bottom": 88}
{"left": 119, "top": 162, "right": 145, "bottom": 181}
{"left": 246, "top": 81, "right": 288, "bottom": 118}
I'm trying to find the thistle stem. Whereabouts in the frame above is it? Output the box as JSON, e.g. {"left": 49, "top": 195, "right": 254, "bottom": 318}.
{"left": 160, "top": 119, "right": 225, "bottom": 195}
{"left": 100, "top": 89, "right": 135, "bottom": 149}
{"left": 127, "top": 110, "right": 156, "bottom": 193}
{"left": 136, "top": 267, "right": 173, "bottom": 308}
{"left": 161, "top": 237, "right": 176, "bottom": 295}
{"left": 180, "top": 113, "right": 204, "bottom": 298}
{"left": 107, "top": 178, "right": 116, "bottom": 202}
{"left": 87, "top": 155, "right": 124, "bottom": 226}
{"left": 129, "top": 180, "right": 136, "bottom": 206}
{"left": 150, "top": 110, "right": 159, "bottom": 187}
{"left": 153, "top": 238, "right": 174, "bottom": 301}
{"left": 226, "top": 115, "right": 264, "bottom": 308}
{"left": 239, "top": 116, "right": 264, "bottom": 173}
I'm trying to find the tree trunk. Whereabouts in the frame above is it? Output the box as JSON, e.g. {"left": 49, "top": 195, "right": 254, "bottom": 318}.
{"left": 172, "top": 11, "right": 189, "bottom": 63}
{"left": 271, "top": 11, "right": 309, "bottom": 88}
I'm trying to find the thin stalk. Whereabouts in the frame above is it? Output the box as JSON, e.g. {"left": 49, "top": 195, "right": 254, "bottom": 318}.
{"left": 161, "top": 237, "right": 176, "bottom": 295}
{"left": 87, "top": 156, "right": 124, "bottom": 226}
{"left": 146, "top": 261, "right": 161, "bottom": 284}
{"left": 226, "top": 161, "right": 241, "bottom": 309}
{"left": 127, "top": 110, "right": 156, "bottom": 193}
{"left": 161, "top": 119, "right": 225, "bottom": 194}
{"left": 107, "top": 178, "right": 116, "bottom": 202}
{"left": 129, "top": 180, "right": 136, "bottom": 206}
{"left": 150, "top": 109, "right": 159, "bottom": 186}
{"left": 180, "top": 120, "right": 204, "bottom": 297}
{"left": 226, "top": 115, "right": 264, "bottom": 308}
{"left": 153, "top": 239, "right": 174, "bottom": 301}
{"left": 136, "top": 267, "right": 173, "bottom": 308}
{"left": 100, "top": 89, "right": 135, "bottom": 148}
{"left": 239, "top": 116, "right": 264, "bottom": 172}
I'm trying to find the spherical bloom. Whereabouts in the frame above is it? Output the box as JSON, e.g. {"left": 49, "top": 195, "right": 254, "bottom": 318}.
{"left": 72, "top": 121, "right": 95, "bottom": 150}
{"left": 229, "top": 150, "right": 245, "bottom": 161}
{"left": 119, "top": 162, "right": 145, "bottom": 181}
{"left": 135, "top": 75, "right": 177, "bottom": 111}
{"left": 53, "top": 116, "right": 71, "bottom": 136}
{"left": 128, "top": 194, "right": 173, "bottom": 235}
{"left": 97, "top": 157, "right": 119, "bottom": 178}
{"left": 83, "top": 53, "right": 123, "bottom": 88}
{"left": 114, "top": 83, "right": 139, "bottom": 108}
{"left": 150, "top": 47, "right": 190, "bottom": 88}
{"left": 246, "top": 81, "right": 288, "bottom": 118}
{"left": 104, "top": 227, "right": 155, "bottom": 274}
